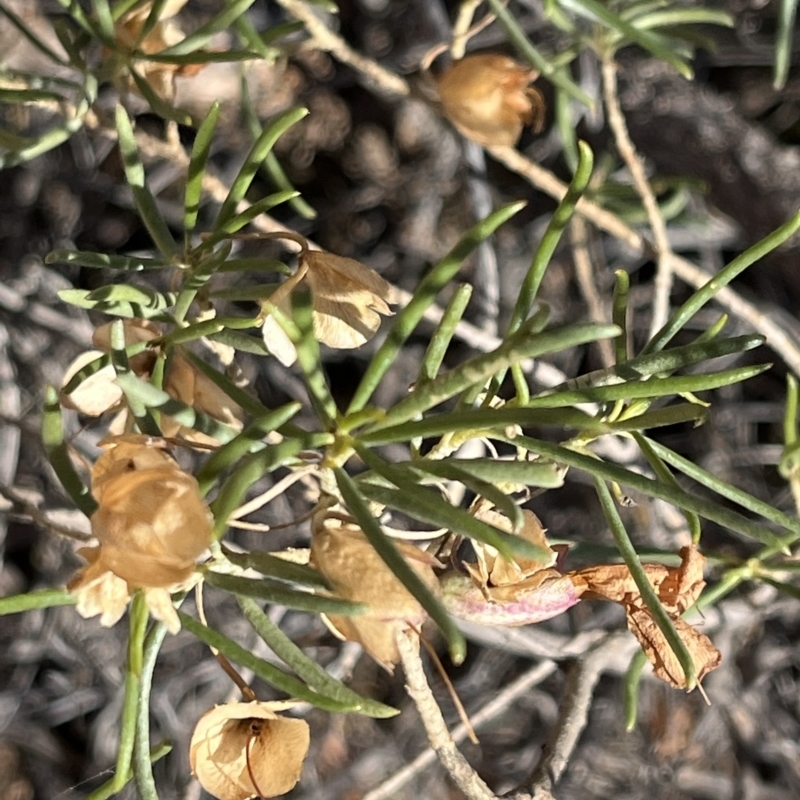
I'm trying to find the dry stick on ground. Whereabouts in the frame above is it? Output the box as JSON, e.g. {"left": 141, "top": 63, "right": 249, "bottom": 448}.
{"left": 515, "top": 640, "right": 611, "bottom": 798}
{"left": 364, "top": 660, "right": 557, "bottom": 800}
{"left": 601, "top": 54, "right": 674, "bottom": 340}
{"left": 274, "top": 0, "right": 409, "bottom": 97}
{"left": 395, "top": 629, "right": 499, "bottom": 800}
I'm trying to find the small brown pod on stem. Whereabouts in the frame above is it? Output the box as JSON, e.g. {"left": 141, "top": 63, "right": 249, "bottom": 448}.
{"left": 437, "top": 53, "right": 546, "bottom": 147}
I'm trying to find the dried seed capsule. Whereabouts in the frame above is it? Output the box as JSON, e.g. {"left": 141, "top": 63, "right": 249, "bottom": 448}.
{"left": 437, "top": 53, "right": 546, "bottom": 147}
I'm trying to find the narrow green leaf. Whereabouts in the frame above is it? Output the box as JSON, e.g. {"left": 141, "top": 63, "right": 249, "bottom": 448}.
{"left": 563, "top": 0, "right": 692, "bottom": 77}
{"left": 348, "top": 201, "right": 526, "bottom": 414}
{"left": 114, "top": 371, "right": 240, "bottom": 442}
{"left": 380, "top": 321, "right": 619, "bottom": 428}
{"left": 562, "top": 334, "right": 765, "bottom": 390}
{"left": 626, "top": 8, "right": 734, "bottom": 32}
{"left": 633, "top": 432, "right": 701, "bottom": 542}
{"left": 111, "top": 593, "right": 147, "bottom": 793}
{"left": 264, "top": 151, "right": 316, "bottom": 219}
{"left": 196, "top": 403, "right": 300, "bottom": 494}
{"left": 642, "top": 435, "right": 800, "bottom": 535}
{"left": 509, "top": 142, "right": 594, "bottom": 337}
{"left": 594, "top": 476, "right": 696, "bottom": 689}
{"left": 184, "top": 101, "right": 220, "bottom": 235}
{"left": 42, "top": 387, "right": 97, "bottom": 516}
{"left": 214, "top": 106, "right": 309, "bottom": 230}
{"left": 133, "top": 620, "right": 168, "bottom": 800}
{"left": 623, "top": 649, "right": 649, "bottom": 730}
{"left": 46, "top": 249, "right": 167, "bottom": 271}
{"left": 238, "top": 597, "right": 398, "bottom": 717}
{"left": 291, "top": 289, "right": 338, "bottom": 429}
{"left": 0, "top": 2, "right": 69, "bottom": 64}
{"left": 506, "top": 434, "right": 800, "bottom": 547}
{"left": 57, "top": 287, "right": 176, "bottom": 318}
{"left": 91, "top": 0, "right": 116, "bottom": 41}
{"left": 406, "top": 457, "right": 567, "bottom": 489}
{"left": 178, "top": 612, "right": 363, "bottom": 712}
{"left": 613, "top": 269, "right": 630, "bottom": 364}
{"left": 527, "top": 364, "right": 769, "bottom": 409}
{"left": 210, "top": 440, "right": 304, "bottom": 538}
{"left": 774, "top": 0, "right": 799, "bottom": 89}
{"left": 418, "top": 283, "right": 473, "bottom": 384}
{"left": 115, "top": 105, "right": 179, "bottom": 260}
{"left": 139, "top": 49, "right": 262, "bottom": 64}
{"left": 644, "top": 212, "right": 800, "bottom": 354}
{"left": 0, "top": 588, "right": 77, "bottom": 615}
{"left": 129, "top": 65, "right": 193, "bottom": 126}
{"left": 203, "top": 190, "right": 299, "bottom": 245}
{"left": 158, "top": 0, "right": 258, "bottom": 56}
{"left": 204, "top": 571, "right": 367, "bottom": 616}
{"left": 334, "top": 467, "right": 467, "bottom": 665}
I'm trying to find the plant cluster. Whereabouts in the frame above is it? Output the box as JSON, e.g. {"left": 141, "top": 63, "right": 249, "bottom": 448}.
{"left": 1, "top": 1, "right": 800, "bottom": 799}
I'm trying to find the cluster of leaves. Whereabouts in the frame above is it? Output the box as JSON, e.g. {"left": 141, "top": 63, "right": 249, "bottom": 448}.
{"left": 1, "top": 1, "right": 800, "bottom": 799}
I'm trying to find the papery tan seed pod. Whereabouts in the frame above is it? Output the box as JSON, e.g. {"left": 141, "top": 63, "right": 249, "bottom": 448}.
{"left": 88, "top": 436, "right": 212, "bottom": 587}
{"left": 61, "top": 319, "right": 160, "bottom": 416}
{"left": 189, "top": 702, "right": 310, "bottom": 800}
{"left": 261, "top": 248, "right": 394, "bottom": 365}
{"left": 437, "top": 53, "right": 546, "bottom": 147}
{"left": 311, "top": 517, "right": 440, "bottom": 670}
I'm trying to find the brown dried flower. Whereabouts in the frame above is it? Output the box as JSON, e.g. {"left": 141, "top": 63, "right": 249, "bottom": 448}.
{"left": 68, "top": 435, "right": 213, "bottom": 633}
{"left": 442, "top": 505, "right": 583, "bottom": 626}
{"left": 569, "top": 546, "right": 721, "bottom": 689}
{"left": 437, "top": 53, "right": 546, "bottom": 147}
{"left": 61, "top": 319, "right": 160, "bottom": 417}
{"left": 190, "top": 701, "right": 310, "bottom": 800}
{"left": 310, "top": 513, "right": 440, "bottom": 671}
{"left": 261, "top": 249, "right": 394, "bottom": 366}
{"left": 61, "top": 319, "right": 243, "bottom": 442}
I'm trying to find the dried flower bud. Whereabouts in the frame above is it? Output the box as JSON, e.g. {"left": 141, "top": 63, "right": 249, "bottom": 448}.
{"left": 68, "top": 435, "right": 212, "bottom": 633}
{"left": 190, "top": 702, "right": 310, "bottom": 800}
{"left": 443, "top": 504, "right": 581, "bottom": 625}
{"left": 311, "top": 515, "right": 440, "bottom": 670}
{"left": 261, "top": 249, "right": 394, "bottom": 366}
{"left": 437, "top": 53, "right": 546, "bottom": 147}
{"left": 441, "top": 570, "right": 583, "bottom": 626}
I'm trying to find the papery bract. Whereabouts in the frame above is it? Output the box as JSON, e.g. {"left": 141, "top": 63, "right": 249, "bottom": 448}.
{"left": 437, "top": 53, "right": 546, "bottom": 147}
{"left": 261, "top": 249, "right": 394, "bottom": 366}
{"left": 190, "top": 702, "right": 310, "bottom": 800}
{"left": 68, "top": 435, "right": 212, "bottom": 633}
{"left": 311, "top": 514, "right": 440, "bottom": 670}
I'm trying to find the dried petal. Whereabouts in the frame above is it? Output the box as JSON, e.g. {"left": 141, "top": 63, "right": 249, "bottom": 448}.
{"left": 437, "top": 53, "right": 546, "bottom": 147}
{"left": 162, "top": 351, "right": 244, "bottom": 443}
{"left": 69, "top": 546, "right": 130, "bottom": 628}
{"left": 625, "top": 605, "right": 721, "bottom": 689}
{"left": 471, "top": 506, "right": 556, "bottom": 587}
{"left": 113, "top": 0, "right": 195, "bottom": 101}
{"left": 260, "top": 251, "right": 394, "bottom": 365}
{"left": 190, "top": 702, "right": 310, "bottom": 800}
{"left": 60, "top": 352, "right": 123, "bottom": 416}
{"left": 61, "top": 319, "right": 160, "bottom": 416}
